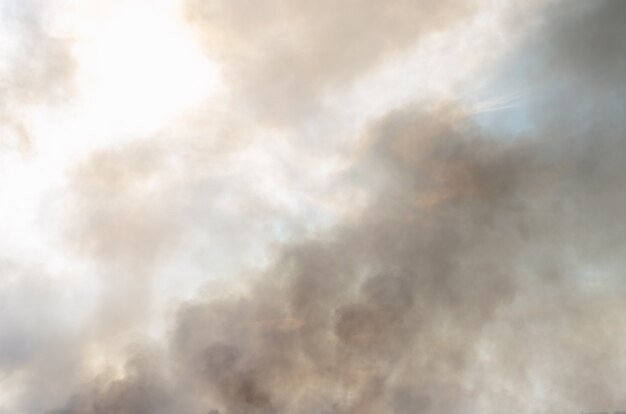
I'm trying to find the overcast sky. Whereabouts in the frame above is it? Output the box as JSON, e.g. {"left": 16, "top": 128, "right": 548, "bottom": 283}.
{"left": 1, "top": 1, "right": 626, "bottom": 413}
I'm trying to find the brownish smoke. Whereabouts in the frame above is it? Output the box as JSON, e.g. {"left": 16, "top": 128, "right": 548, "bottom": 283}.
{"left": 16, "top": 1, "right": 626, "bottom": 413}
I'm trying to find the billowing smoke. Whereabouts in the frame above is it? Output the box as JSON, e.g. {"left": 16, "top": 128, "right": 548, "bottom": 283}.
{"left": 183, "top": 0, "right": 480, "bottom": 125}
{"left": 50, "top": 1, "right": 626, "bottom": 411}
{"left": 4, "top": 0, "right": 626, "bottom": 413}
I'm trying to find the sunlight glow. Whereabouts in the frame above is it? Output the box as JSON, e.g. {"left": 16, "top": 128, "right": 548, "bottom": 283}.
{"left": 71, "top": 0, "right": 221, "bottom": 139}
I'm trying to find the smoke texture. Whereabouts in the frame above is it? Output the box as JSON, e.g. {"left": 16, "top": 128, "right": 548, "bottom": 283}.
{"left": 3, "top": 0, "right": 626, "bottom": 413}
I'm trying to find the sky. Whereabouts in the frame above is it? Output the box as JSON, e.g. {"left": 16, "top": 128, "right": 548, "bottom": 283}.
{"left": 1, "top": 0, "right": 626, "bottom": 413}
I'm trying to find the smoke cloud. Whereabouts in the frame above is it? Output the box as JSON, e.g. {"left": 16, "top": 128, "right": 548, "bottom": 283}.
{"left": 0, "top": 0, "right": 75, "bottom": 151}
{"left": 2, "top": 1, "right": 626, "bottom": 413}
{"left": 183, "top": 0, "right": 480, "bottom": 125}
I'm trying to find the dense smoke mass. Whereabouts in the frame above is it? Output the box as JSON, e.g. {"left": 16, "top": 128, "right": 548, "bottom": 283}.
{"left": 1, "top": 1, "right": 626, "bottom": 413}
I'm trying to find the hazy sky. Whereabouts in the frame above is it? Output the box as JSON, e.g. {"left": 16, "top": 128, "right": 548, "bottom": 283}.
{"left": 1, "top": 1, "right": 626, "bottom": 413}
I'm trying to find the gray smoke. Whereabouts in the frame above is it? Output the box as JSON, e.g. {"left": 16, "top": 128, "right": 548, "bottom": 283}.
{"left": 36, "top": 0, "right": 626, "bottom": 413}
{"left": 184, "top": 0, "right": 480, "bottom": 125}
